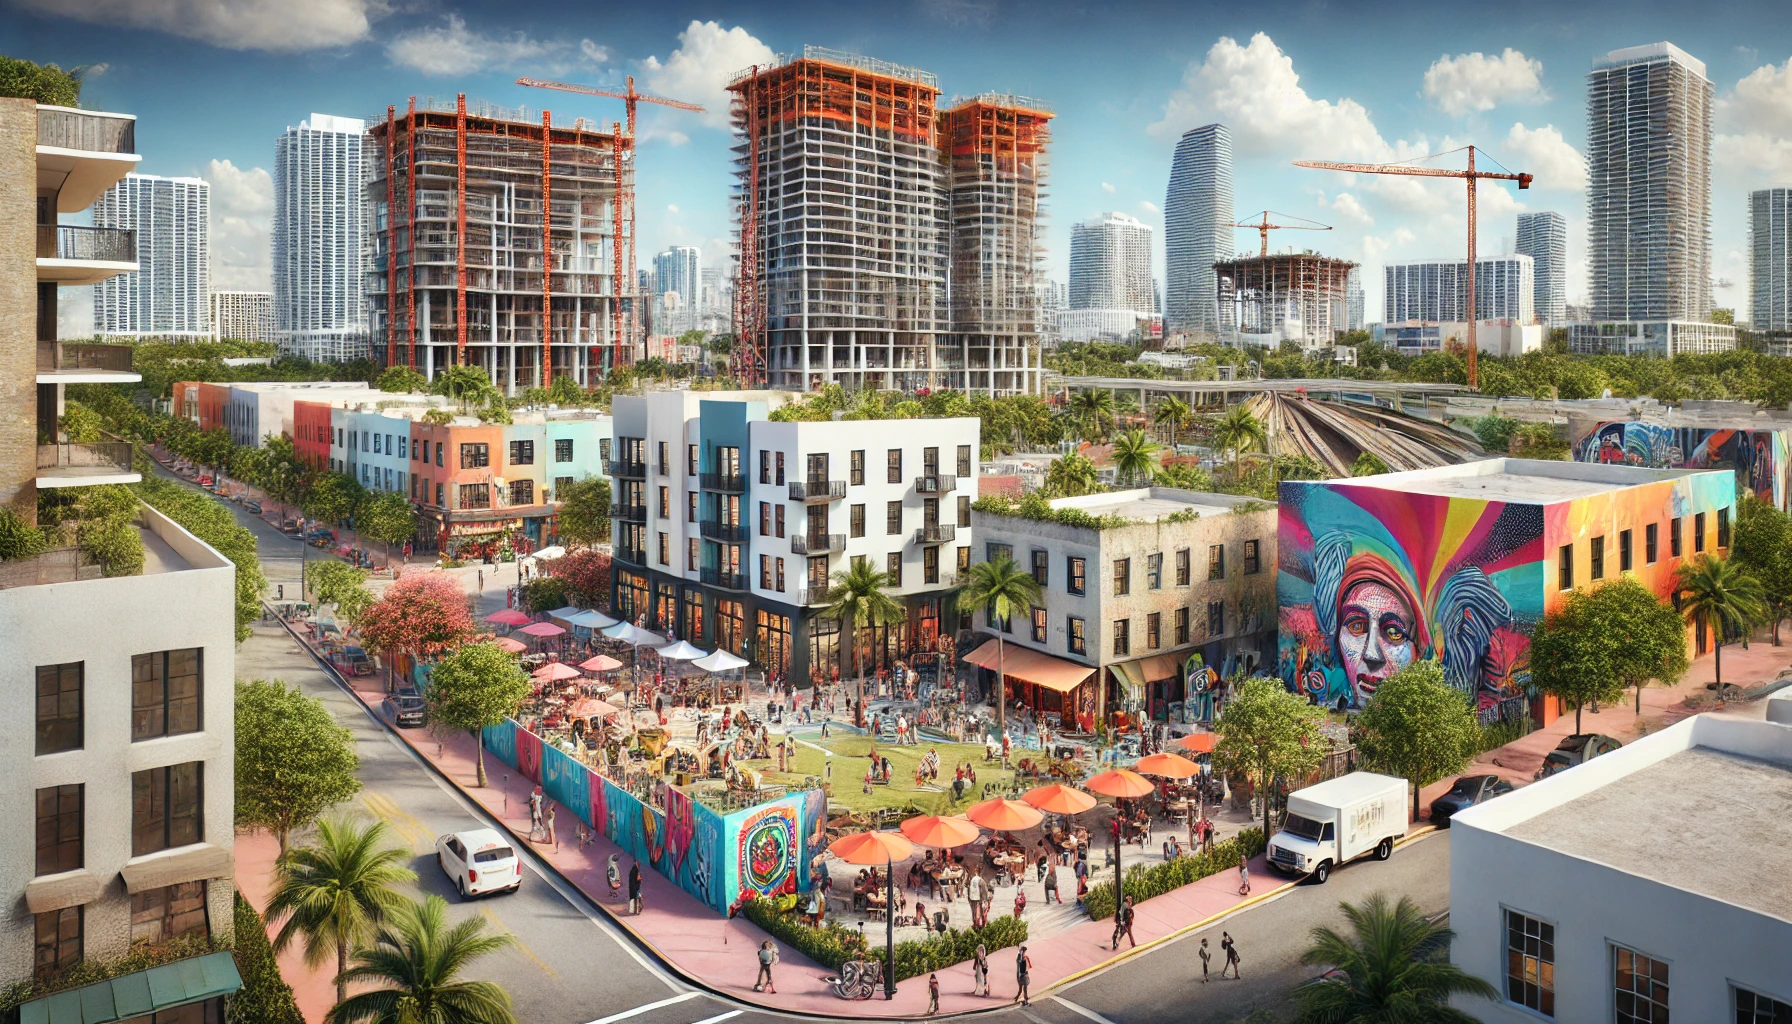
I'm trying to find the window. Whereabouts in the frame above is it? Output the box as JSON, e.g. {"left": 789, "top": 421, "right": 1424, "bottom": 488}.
{"left": 775, "top": 558, "right": 785, "bottom": 592}
{"left": 132, "top": 649, "right": 202, "bottom": 741}
{"left": 1031, "top": 606, "right": 1047, "bottom": 643}
{"left": 850, "top": 504, "right": 866, "bottom": 538}
{"left": 1147, "top": 553, "right": 1162, "bottom": 590}
{"left": 1736, "top": 986, "right": 1792, "bottom": 1022}
{"left": 1031, "top": 549, "right": 1049, "bottom": 586}
{"left": 760, "top": 554, "right": 772, "bottom": 590}
{"left": 688, "top": 444, "right": 699, "bottom": 476}
{"left": 958, "top": 494, "right": 971, "bottom": 528}
{"left": 37, "top": 784, "right": 82, "bottom": 875}
{"left": 599, "top": 438, "right": 611, "bottom": 463}
{"left": 657, "top": 486, "right": 670, "bottom": 519}
{"left": 509, "top": 440, "right": 534, "bottom": 465}
{"left": 1612, "top": 946, "right": 1668, "bottom": 1024}
{"left": 657, "top": 441, "right": 669, "bottom": 474}
{"left": 1208, "top": 544, "right": 1225, "bottom": 580}
{"left": 1694, "top": 511, "right": 1706, "bottom": 553}
{"left": 397, "top": 436, "right": 406, "bottom": 458}
{"left": 759, "top": 450, "right": 771, "bottom": 485}
{"left": 1244, "top": 540, "right": 1261, "bottom": 575}
{"left": 1207, "top": 600, "right": 1224, "bottom": 637}
{"left": 1719, "top": 506, "right": 1731, "bottom": 548}
{"left": 1113, "top": 558, "right": 1130, "bottom": 596}
{"left": 1645, "top": 522, "right": 1659, "bottom": 563}
{"left": 436, "top": 483, "right": 444, "bottom": 506}
{"left": 1112, "top": 618, "right": 1130, "bottom": 656}
{"left": 1590, "top": 535, "right": 1605, "bottom": 580}
{"left": 34, "top": 907, "right": 79, "bottom": 979}
{"left": 850, "top": 450, "right": 865, "bottom": 486}
{"left": 1068, "top": 557, "right": 1086, "bottom": 595}
{"left": 1504, "top": 910, "right": 1555, "bottom": 1016}
{"left": 131, "top": 881, "right": 208, "bottom": 946}
{"left": 775, "top": 504, "right": 785, "bottom": 538}
{"left": 957, "top": 445, "right": 972, "bottom": 478}
{"left": 688, "top": 491, "right": 699, "bottom": 523}
{"left": 1175, "top": 549, "right": 1190, "bottom": 587}
{"left": 372, "top": 433, "right": 381, "bottom": 454}
{"left": 1619, "top": 529, "right": 1633, "bottom": 572}
{"left": 887, "top": 501, "right": 903, "bottom": 535}
{"left": 1671, "top": 516, "right": 1683, "bottom": 557}
{"left": 755, "top": 501, "right": 769, "bottom": 536}
{"left": 510, "top": 480, "right": 534, "bottom": 506}
{"left": 555, "top": 438, "right": 574, "bottom": 462}
{"left": 775, "top": 452, "right": 785, "bottom": 486}
{"left": 37, "top": 662, "right": 82, "bottom": 755}
{"left": 459, "top": 443, "right": 488, "bottom": 469}
{"left": 1175, "top": 606, "right": 1190, "bottom": 645}
{"left": 1068, "top": 617, "right": 1086, "bottom": 655}
{"left": 460, "top": 483, "right": 490, "bottom": 509}
{"left": 887, "top": 448, "right": 902, "bottom": 484}
{"left": 924, "top": 446, "right": 939, "bottom": 476}
{"left": 132, "top": 762, "right": 202, "bottom": 856}
{"left": 1146, "top": 612, "right": 1161, "bottom": 649}
{"left": 924, "top": 545, "right": 939, "bottom": 584}
{"left": 1558, "top": 544, "right": 1574, "bottom": 591}
{"left": 688, "top": 538, "right": 699, "bottom": 572}
{"left": 887, "top": 552, "right": 903, "bottom": 587}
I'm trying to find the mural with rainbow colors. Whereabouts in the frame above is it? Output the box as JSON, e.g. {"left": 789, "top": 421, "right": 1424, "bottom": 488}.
{"left": 1572, "top": 420, "right": 1789, "bottom": 511}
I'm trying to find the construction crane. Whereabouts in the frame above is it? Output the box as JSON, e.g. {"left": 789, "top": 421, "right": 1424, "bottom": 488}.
{"left": 1295, "top": 146, "right": 1530, "bottom": 389}
{"left": 517, "top": 76, "right": 705, "bottom": 377}
{"left": 1233, "top": 210, "right": 1331, "bottom": 257}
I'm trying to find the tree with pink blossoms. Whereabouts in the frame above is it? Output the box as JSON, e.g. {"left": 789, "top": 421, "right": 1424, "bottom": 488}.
{"left": 356, "top": 573, "right": 476, "bottom": 669}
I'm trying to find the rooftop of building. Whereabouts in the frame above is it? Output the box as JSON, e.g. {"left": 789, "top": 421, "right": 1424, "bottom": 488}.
{"left": 1595, "top": 41, "right": 1707, "bottom": 77}
{"left": 1051, "top": 487, "right": 1265, "bottom": 519}
{"left": 730, "top": 45, "right": 940, "bottom": 89}
{"left": 0, "top": 506, "right": 222, "bottom": 592}
{"left": 1329, "top": 457, "right": 1710, "bottom": 502}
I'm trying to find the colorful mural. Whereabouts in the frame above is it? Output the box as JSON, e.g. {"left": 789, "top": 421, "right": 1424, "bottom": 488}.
{"left": 1573, "top": 421, "right": 1789, "bottom": 510}
{"left": 734, "top": 805, "right": 799, "bottom": 899}
{"left": 1278, "top": 484, "right": 1545, "bottom": 711}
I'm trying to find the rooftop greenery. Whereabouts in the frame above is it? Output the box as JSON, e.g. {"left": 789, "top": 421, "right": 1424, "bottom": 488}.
{"left": 0, "top": 54, "right": 84, "bottom": 106}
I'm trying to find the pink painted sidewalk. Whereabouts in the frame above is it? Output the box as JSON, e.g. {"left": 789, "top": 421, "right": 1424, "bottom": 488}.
{"left": 236, "top": 830, "right": 360, "bottom": 1024}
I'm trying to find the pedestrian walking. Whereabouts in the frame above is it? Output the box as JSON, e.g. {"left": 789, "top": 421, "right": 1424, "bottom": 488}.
{"left": 628, "top": 862, "right": 643, "bottom": 915}
{"left": 1015, "top": 946, "right": 1032, "bottom": 1006}
{"left": 1036, "top": 851, "right": 1049, "bottom": 883}
{"left": 1237, "top": 859, "right": 1251, "bottom": 896}
{"left": 528, "top": 787, "right": 544, "bottom": 834}
{"left": 543, "top": 803, "right": 556, "bottom": 846}
{"left": 966, "top": 871, "right": 985, "bottom": 928}
{"left": 1042, "top": 864, "right": 1061, "bottom": 903}
{"left": 972, "top": 944, "right": 989, "bottom": 996}
{"left": 606, "top": 854, "right": 621, "bottom": 901}
{"left": 927, "top": 973, "right": 939, "bottom": 1014}
{"left": 1221, "top": 932, "right": 1241, "bottom": 978}
{"left": 1198, "top": 937, "right": 1211, "bottom": 982}
{"left": 754, "top": 940, "right": 779, "bottom": 993}
{"left": 1112, "top": 896, "right": 1137, "bottom": 950}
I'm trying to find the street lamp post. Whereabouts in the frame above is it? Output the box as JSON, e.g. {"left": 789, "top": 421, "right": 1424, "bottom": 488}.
{"left": 884, "top": 856, "right": 896, "bottom": 1000}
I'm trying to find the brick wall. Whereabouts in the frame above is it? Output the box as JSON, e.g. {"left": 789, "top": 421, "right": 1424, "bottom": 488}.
{"left": 0, "top": 99, "right": 39, "bottom": 522}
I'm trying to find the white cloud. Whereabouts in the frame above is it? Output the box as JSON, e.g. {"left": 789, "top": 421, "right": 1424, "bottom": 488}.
{"left": 1138, "top": 200, "right": 1161, "bottom": 214}
{"left": 1714, "top": 132, "right": 1792, "bottom": 189}
{"left": 1101, "top": 181, "right": 1116, "bottom": 193}
{"left": 1324, "top": 192, "right": 1373, "bottom": 227}
{"left": 1360, "top": 227, "right": 1416, "bottom": 260}
{"left": 1719, "top": 58, "right": 1792, "bottom": 137}
{"left": 640, "top": 21, "right": 775, "bottom": 131}
{"left": 386, "top": 15, "right": 607, "bottom": 77}
{"left": 14, "top": 0, "right": 374, "bottom": 51}
{"left": 667, "top": 204, "right": 681, "bottom": 214}
{"left": 1422, "top": 49, "right": 1547, "bottom": 117}
{"left": 207, "top": 159, "right": 273, "bottom": 291}
{"left": 1502, "top": 123, "right": 1586, "bottom": 191}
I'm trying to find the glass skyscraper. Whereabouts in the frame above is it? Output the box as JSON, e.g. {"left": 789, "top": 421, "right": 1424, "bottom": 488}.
{"left": 273, "top": 113, "right": 366, "bottom": 363}
{"left": 1164, "top": 123, "right": 1232, "bottom": 338}
{"left": 1516, "top": 211, "right": 1567, "bottom": 327}
{"left": 92, "top": 173, "right": 211, "bottom": 337}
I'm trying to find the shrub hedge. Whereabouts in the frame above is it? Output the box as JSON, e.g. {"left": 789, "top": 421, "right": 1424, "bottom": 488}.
{"left": 1083, "top": 827, "right": 1267, "bottom": 922}
{"left": 740, "top": 894, "right": 1028, "bottom": 983}
{"left": 229, "top": 893, "right": 304, "bottom": 1024}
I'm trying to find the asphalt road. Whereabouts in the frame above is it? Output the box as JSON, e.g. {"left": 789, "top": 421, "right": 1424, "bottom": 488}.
{"left": 188, "top": 463, "right": 1453, "bottom": 1024}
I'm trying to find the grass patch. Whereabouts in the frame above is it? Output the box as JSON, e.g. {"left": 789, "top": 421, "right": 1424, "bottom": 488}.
{"left": 753, "top": 734, "right": 1017, "bottom": 815}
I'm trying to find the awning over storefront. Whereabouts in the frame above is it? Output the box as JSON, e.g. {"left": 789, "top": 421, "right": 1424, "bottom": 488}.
{"left": 1112, "top": 654, "right": 1182, "bottom": 693}
{"left": 20, "top": 951, "right": 241, "bottom": 1024}
{"left": 964, "top": 639, "right": 1095, "bottom": 694}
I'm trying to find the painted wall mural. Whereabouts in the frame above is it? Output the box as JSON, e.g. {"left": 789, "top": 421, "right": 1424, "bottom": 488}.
{"left": 1278, "top": 484, "right": 1545, "bottom": 712}
{"left": 734, "top": 805, "right": 799, "bottom": 899}
{"left": 1573, "top": 421, "right": 1789, "bottom": 510}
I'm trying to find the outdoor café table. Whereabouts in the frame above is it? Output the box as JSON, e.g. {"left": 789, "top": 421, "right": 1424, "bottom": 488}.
{"left": 931, "top": 865, "right": 965, "bottom": 898}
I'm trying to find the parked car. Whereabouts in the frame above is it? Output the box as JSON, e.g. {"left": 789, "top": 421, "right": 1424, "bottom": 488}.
{"left": 382, "top": 686, "right": 426, "bottom": 728}
{"left": 435, "top": 829, "right": 521, "bottom": 898}
{"left": 241, "top": 500, "right": 262, "bottom": 514}
{"left": 1535, "top": 734, "right": 1622, "bottom": 779}
{"left": 329, "top": 644, "right": 374, "bottom": 677}
{"left": 1429, "top": 774, "right": 1516, "bottom": 827}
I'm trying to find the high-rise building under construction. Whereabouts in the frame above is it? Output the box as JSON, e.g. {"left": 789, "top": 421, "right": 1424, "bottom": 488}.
{"left": 366, "top": 95, "right": 631, "bottom": 391}
{"left": 729, "top": 48, "right": 1049, "bottom": 395}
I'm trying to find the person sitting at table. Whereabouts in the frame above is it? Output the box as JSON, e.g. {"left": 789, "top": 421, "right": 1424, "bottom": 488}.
{"left": 852, "top": 870, "right": 869, "bottom": 911}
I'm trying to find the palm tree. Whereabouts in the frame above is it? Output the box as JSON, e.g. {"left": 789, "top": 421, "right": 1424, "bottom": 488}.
{"left": 269, "top": 817, "right": 418, "bottom": 1006}
{"left": 822, "top": 560, "right": 904, "bottom": 706}
{"left": 1110, "top": 429, "right": 1162, "bottom": 487}
{"left": 1154, "top": 396, "right": 1191, "bottom": 447}
{"left": 1045, "top": 452, "right": 1101, "bottom": 498}
{"left": 1675, "top": 553, "right": 1768, "bottom": 688}
{"left": 1211, "top": 405, "right": 1268, "bottom": 465}
{"left": 955, "top": 555, "right": 1044, "bottom": 734}
{"left": 326, "top": 895, "right": 517, "bottom": 1024}
{"left": 1067, "top": 390, "right": 1115, "bottom": 443}
{"left": 1296, "top": 893, "right": 1498, "bottom": 1023}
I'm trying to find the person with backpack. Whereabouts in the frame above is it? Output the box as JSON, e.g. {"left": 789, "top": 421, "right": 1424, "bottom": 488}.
{"left": 754, "top": 940, "right": 779, "bottom": 993}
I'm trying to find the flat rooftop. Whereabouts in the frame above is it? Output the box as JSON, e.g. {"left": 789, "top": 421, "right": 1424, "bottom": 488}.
{"left": 1337, "top": 457, "right": 1706, "bottom": 502}
{"left": 1504, "top": 746, "right": 1792, "bottom": 920}
{"left": 1052, "top": 487, "right": 1260, "bottom": 520}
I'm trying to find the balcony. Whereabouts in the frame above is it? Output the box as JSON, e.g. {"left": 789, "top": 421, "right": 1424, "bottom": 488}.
{"left": 615, "top": 544, "right": 647, "bottom": 566}
{"left": 605, "top": 457, "right": 647, "bottom": 478}
{"left": 914, "top": 474, "right": 958, "bottom": 494}
{"left": 700, "top": 567, "right": 747, "bottom": 591}
{"left": 36, "top": 106, "right": 141, "bottom": 212}
{"left": 37, "top": 341, "right": 139, "bottom": 383}
{"left": 700, "top": 472, "right": 746, "bottom": 493}
{"left": 913, "top": 523, "right": 957, "bottom": 545}
{"left": 37, "top": 224, "right": 137, "bottom": 285}
{"left": 789, "top": 479, "right": 847, "bottom": 502}
{"left": 791, "top": 533, "right": 845, "bottom": 555}
{"left": 609, "top": 502, "right": 646, "bottom": 521}
{"left": 37, "top": 442, "right": 139, "bottom": 488}
{"left": 794, "top": 585, "right": 831, "bottom": 607}
{"left": 700, "top": 520, "right": 750, "bottom": 542}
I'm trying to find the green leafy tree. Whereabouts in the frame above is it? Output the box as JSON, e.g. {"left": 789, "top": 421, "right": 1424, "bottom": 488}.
{"left": 424, "top": 641, "right": 531, "bottom": 786}
{"left": 432, "top": 364, "right": 499, "bottom": 412}
{"left": 554, "top": 476, "right": 611, "bottom": 548}
{"left": 1581, "top": 577, "right": 1690, "bottom": 713}
{"left": 1153, "top": 461, "right": 1215, "bottom": 491}
{"left": 268, "top": 818, "right": 416, "bottom": 1007}
{"left": 1462, "top": 415, "right": 1520, "bottom": 453}
{"left": 232, "top": 894, "right": 306, "bottom": 1024}
{"left": 306, "top": 472, "right": 366, "bottom": 529}
{"left": 1109, "top": 428, "right": 1162, "bottom": 487}
{"left": 545, "top": 373, "right": 588, "bottom": 407}
{"left": 954, "top": 555, "right": 1044, "bottom": 734}
{"left": 375, "top": 366, "right": 430, "bottom": 394}
{"left": 0, "top": 55, "right": 85, "bottom": 105}
{"left": 1068, "top": 389, "right": 1116, "bottom": 442}
{"left": 0, "top": 507, "right": 49, "bottom": 561}
{"left": 1044, "top": 452, "right": 1101, "bottom": 497}
{"left": 1676, "top": 553, "right": 1768, "bottom": 689}
{"left": 1214, "top": 677, "right": 1326, "bottom": 837}
{"left": 1351, "top": 452, "right": 1390, "bottom": 477}
{"left": 1296, "top": 893, "right": 1497, "bottom": 1023}
{"left": 1729, "top": 495, "right": 1792, "bottom": 644}
{"left": 1354, "top": 661, "right": 1481, "bottom": 821}
{"left": 1510, "top": 423, "right": 1569, "bottom": 460}
{"left": 822, "top": 559, "right": 905, "bottom": 704}
{"left": 1530, "top": 589, "right": 1630, "bottom": 732}
{"left": 357, "top": 490, "right": 416, "bottom": 565}
{"left": 235, "top": 680, "right": 362, "bottom": 854}
{"left": 325, "top": 895, "right": 518, "bottom": 1024}
{"left": 305, "top": 560, "right": 373, "bottom": 622}
{"left": 1210, "top": 405, "right": 1268, "bottom": 480}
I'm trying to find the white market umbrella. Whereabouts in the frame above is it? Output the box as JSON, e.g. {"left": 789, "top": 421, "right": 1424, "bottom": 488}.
{"left": 657, "top": 640, "right": 708, "bottom": 661}
{"left": 602, "top": 621, "right": 665, "bottom": 647}
{"left": 693, "top": 649, "right": 749, "bottom": 672}
{"left": 567, "top": 609, "right": 620, "bottom": 630}
{"left": 531, "top": 545, "right": 568, "bottom": 561}
{"left": 547, "top": 605, "right": 584, "bottom": 620}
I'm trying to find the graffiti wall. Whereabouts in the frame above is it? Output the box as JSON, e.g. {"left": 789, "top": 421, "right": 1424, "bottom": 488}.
{"left": 1572, "top": 421, "right": 1789, "bottom": 510}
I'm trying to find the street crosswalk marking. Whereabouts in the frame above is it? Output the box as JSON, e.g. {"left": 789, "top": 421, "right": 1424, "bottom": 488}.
{"left": 582, "top": 991, "right": 700, "bottom": 1024}
{"left": 1055, "top": 996, "right": 1121, "bottom": 1024}
{"left": 686, "top": 1012, "right": 741, "bottom": 1024}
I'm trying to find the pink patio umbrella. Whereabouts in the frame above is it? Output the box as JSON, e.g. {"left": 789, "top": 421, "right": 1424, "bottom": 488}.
{"left": 486, "top": 609, "right": 532, "bottom": 627}
{"left": 493, "top": 636, "right": 528, "bottom": 654}
{"left": 532, "top": 661, "right": 582, "bottom": 682}
{"left": 579, "top": 654, "right": 625, "bottom": 672}
{"left": 519, "top": 621, "right": 566, "bottom": 638}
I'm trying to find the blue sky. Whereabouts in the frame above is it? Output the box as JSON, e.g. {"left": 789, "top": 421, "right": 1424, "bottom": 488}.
{"left": 8, "top": 0, "right": 1791, "bottom": 325}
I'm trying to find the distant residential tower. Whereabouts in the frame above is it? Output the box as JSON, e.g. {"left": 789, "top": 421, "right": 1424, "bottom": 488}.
{"left": 92, "top": 172, "right": 210, "bottom": 338}
{"left": 273, "top": 113, "right": 367, "bottom": 363}
{"left": 1516, "top": 211, "right": 1567, "bottom": 327}
{"left": 1164, "top": 123, "right": 1232, "bottom": 339}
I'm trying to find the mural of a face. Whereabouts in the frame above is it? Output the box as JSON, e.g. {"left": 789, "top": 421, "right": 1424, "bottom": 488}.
{"left": 1337, "top": 578, "right": 1417, "bottom": 700}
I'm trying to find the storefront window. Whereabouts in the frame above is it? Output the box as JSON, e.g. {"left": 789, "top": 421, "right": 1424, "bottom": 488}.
{"left": 655, "top": 584, "right": 677, "bottom": 633}
{"left": 682, "top": 590, "right": 705, "bottom": 645}
{"left": 809, "top": 616, "right": 840, "bottom": 684}
{"left": 715, "top": 600, "right": 746, "bottom": 655}
{"left": 617, "top": 573, "right": 649, "bottom": 624}
{"left": 755, "top": 611, "right": 791, "bottom": 676}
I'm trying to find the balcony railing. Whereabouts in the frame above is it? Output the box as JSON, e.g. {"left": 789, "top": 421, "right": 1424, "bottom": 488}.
{"left": 38, "top": 224, "right": 135, "bottom": 263}
{"left": 609, "top": 502, "right": 646, "bottom": 521}
{"left": 37, "top": 108, "right": 136, "bottom": 154}
{"left": 914, "top": 474, "right": 958, "bottom": 494}
{"left": 615, "top": 544, "right": 647, "bottom": 566}
{"left": 700, "top": 567, "right": 747, "bottom": 591}
{"left": 0, "top": 547, "right": 100, "bottom": 590}
{"left": 605, "top": 458, "right": 647, "bottom": 478}
{"left": 37, "top": 341, "right": 133, "bottom": 373}
{"left": 37, "top": 442, "right": 134, "bottom": 475}
{"left": 699, "top": 472, "right": 746, "bottom": 493}
{"left": 700, "top": 520, "right": 750, "bottom": 542}
{"left": 795, "top": 585, "right": 831, "bottom": 606}
{"left": 788, "top": 479, "right": 847, "bottom": 502}
{"left": 791, "top": 533, "right": 845, "bottom": 555}
{"left": 913, "top": 523, "right": 957, "bottom": 545}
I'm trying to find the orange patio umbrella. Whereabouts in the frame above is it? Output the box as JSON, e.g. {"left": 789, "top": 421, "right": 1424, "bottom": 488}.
{"left": 965, "top": 798, "right": 1044, "bottom": 833}
{"left": 899, "top": 814, "right": 982, "bottom": 849}
{"left": 493, "top": 636, "right": 528, "bottom": 654}
{"left": 1135, "top": 752, "right": 1200, "bottom": 779}
{"left": 1084, "top": 768, "right": 1156, "bottom": 799}
{"left": 827, "top": 830, "right": 912, "bottom": 1000}
{"left": 1175, "top": 732, "right": 1217, "bottom": 754}
{"left": 1022, "top": 784, "right": 1097, "bottom": 815}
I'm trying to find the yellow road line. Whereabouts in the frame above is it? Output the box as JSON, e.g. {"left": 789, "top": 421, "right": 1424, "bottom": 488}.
{"left": 481, "top": 906, "right": 559, "bottom": 979}
{"left": 361, "top": 791, "right": 433, "bottom": 851}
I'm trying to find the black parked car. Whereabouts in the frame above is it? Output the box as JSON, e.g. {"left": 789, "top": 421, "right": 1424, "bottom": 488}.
{"left": 1536, "top": 733, "right": 1622, "bottom": 779}
{"left": 383, "top": 687, "right": 427, "bottom": 728}
{"left": 1429, "top": 774, "right": 1515, "bottom": 827}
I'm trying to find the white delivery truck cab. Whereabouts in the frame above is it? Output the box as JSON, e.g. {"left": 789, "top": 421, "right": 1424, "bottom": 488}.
{"left": 1265, "top": 771, "right": 1408, "bottom": 884}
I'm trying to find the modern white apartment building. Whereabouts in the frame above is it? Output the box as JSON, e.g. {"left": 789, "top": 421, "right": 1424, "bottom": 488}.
{"left": 1164, "top": 124, "right": 1232, "bottom": 339}
{"left": 273, "top": 112, "right": 367, "bottom": 364}
{"left": 1344, "top": 267, "right": 1365, "bottom": 333}
{"left": 1516, "top": 211, "right": 1568, "bottom": 327}
{"left": 1384, "top": 255, "right": 1534, "bottom": 324}
{"left": 1749, "top": 187, "right": 1791, "bottom": 335}
{"left": 1373, "top": 320, "right": 1544, "bottom": 357}
{"left": 610, "top": 391, "right": 978, "bottom": 687}
{"left": 1567, "top": 319, "right": 1736, "bottom": 356}
{"left": 1449, "top": 714, "right": 1792, "bottom": 1023}
{"left": 92, "top": 173, "right": 210, "bottom": 339}
{"left": 4, "top": 94, "right": 243, "bottom": 1021}
{"left": 209, "top": 290, "right": 272, "bottom": 343}
{"left": 1587, "top": 42, "right": 1713, "bottom": 323}
{"left": 1058, "top": 308, "right": 1148, "bottom": 344}
{"left": 653, "top": 246, "right": 701, "bottom": 338}
{"left": 1069, "top": 211, "right": 1155, "bottom": 316}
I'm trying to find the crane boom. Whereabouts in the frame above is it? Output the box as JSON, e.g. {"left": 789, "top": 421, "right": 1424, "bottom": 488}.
{"left": 516, "top": 77, "right": 705, "bottom": 113}
{"left": 1232, "top": 210, "right": 1331, "bottom": 258}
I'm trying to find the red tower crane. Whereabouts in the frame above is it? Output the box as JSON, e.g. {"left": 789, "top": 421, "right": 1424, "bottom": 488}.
{"left": 1233, "top": 210, "right": 1331, "bottom": 257}
{"left": 1295, "top": 147, "right": 1530, "bottom": 389}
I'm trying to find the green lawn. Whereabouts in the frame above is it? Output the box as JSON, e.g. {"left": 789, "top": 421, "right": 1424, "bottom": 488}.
{"left": 751, "top": 734, "right": 1018, "bottom": 816}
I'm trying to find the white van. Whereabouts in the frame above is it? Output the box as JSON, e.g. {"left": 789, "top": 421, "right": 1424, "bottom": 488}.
{"left": 1265, "top": 772, "right": 1408, "bottom": 884}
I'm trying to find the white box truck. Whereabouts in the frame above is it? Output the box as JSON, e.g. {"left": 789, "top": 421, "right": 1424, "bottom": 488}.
{"left": 1265, "top": 772, "right": 1408, "bottom": 884}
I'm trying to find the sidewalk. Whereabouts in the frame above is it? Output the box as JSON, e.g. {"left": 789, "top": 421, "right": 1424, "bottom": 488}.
{"left": 236, "top": 831, "right": 357, "bottom": 1024}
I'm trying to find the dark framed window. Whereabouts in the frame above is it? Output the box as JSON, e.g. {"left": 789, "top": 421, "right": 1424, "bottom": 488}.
{"left": 1736, "top": 985, "right": 1792, "bottom": 1022}
{"left": 599, "top": 438, "right": 611, "bottom": 462}
{"left": 1175, "top": 606, "right": 1190, "bottom": 645}
{"left": 459, "top": 443, "right": 488, "bottom": 469}
{"left": 510, "top": 479, "right": 534, "bottom": 506}
{"left": 1645, "top": 522, "right": 1659, "bottom": 563}
{"left": 775, "top": 505, "right": 785, "bottom": 538}
{"left": 688, "top": 491, "right": 699, "bottom": 523}
{"left": 957, "top": 494, "right": 971, "bottom": 528}
{"left": 887, "top": 501, "right": 903, "bottom": 535}
{"left": 1719, "top": 506, "right": 1731, "bottom": 548}
{"left": 957, "top": 546, "right": 971, "bottom": 574}
{"left": 1068, "top": 557, "right": 1086, "bottom": 595}
{"left": 36, "top": 784, "right": 82, "bottom": 875}
{"left": 131, "top": 881, "right": 209, "bottom": 946}
{"left": 1146, "top": 553, "right": 1162, "bottom": 590}
{"left": 657, "top": 441, "right": 670, "bottom": 474}
{"left": 657, "top": 486, "right": 670, "bottom": 519}
{"left": 957, "top": 445, "right": 972, "bottom": 478}
{"left": 1207, "top": 600, "right": 1224, "bottom": 637}
{"left": 1590, "top": 535, "right": 1605, "bottom": 580}
{"left": 775, "top": 451, "right": 784, "bottom": 485}
{"left": 1208, "top": 544, "right": 1225, "bottom": 580}
{"left": 887, "top": 552, "right": 903, "bottom": 587}
{"left": 132, "top": 762, "right": 202, "bottom": 856}
{"left": 759, "top": 502, "right": 770, "bottom": 536}
{"left": 1175, "top": 549, "right": 1190, "bottom": 586}
{"left": 1612, "top": 945, "right": 1668, "bottom": 1024}
{"left": 509, "top": 440, "right": 534, "bottom": 465}
{"left": 850, "top": 504, "right": 865, "bottom": 538}
{"left": 131, "top": 649, "right": 202, "bottom": 741}
{"left": 1244, "top": 539, "right": 1261, "bottom": 575}
{"left": 657, "top": 532, "right": 669, "bottom": 566}
{"left": 34, "top": 907, "right": 80, "bottom": 980}
{"left": 924, "top": 545, "right": 940, "bottom": 584}
{"left": 775, "top": 558, "right": 785, "bottom": 593}
{"left": 1146, "top": 612, "right": 1161, "bottom": 649}
{"left": 1694, "top": 511, "right": 1706, "bottom": 553}
{"left": 1068, "top": 617, "right": 1086, "bottom": 655}
{"left": 850, "top": 450, "right": 865, "bottom": 486}
{"left": 37, "top": 662, "right": 83, "bottom": 755}
{"left": 555, "top": 438, "right": 574, "bottom": 462}
{"left": 1558, "top": 543, "right": 1574, "bottom": 591}
{"left": 435, "top": 442, "right": 444, "bottom": 467}
{"left": 886, "top": 449, "right": 902, "bottom": 484}
{"left": 1504, "top": 910, "right": 1555, "bottom": 1017}
{"left": 1112, "top": 618, "right": 1130, "bottom": 656}
{"left": 1619, "top": 529, "right": 1633, "bottom": 572}
{"left": 1671, "top": 516, "right": 1683, "bottom": 557}
{"left": 1031, "top": 549, "right": 1049, "bottom": 586}
{"left": 987, "top": 542, "right": 1013, "bottom": 564}
{"left": 759, "top": 450, "right": 771, "bottom": 484}
{"left": 688, "top": 444, "right": 699, "bottom": 476}
{"left": 1031, "top": 606, "right": 1047, "bottom": 643}
{"left": 688, "top": 538, "right": 699, "bottom": 572}
{"left": 760, "top": 554, "right": 772, "bottom": 590}
{"left": 1113, "top": 558, "right": 1130, "bottom": 596}
{"left": 459, "top": 483, "right": 490, "bottom": 509}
